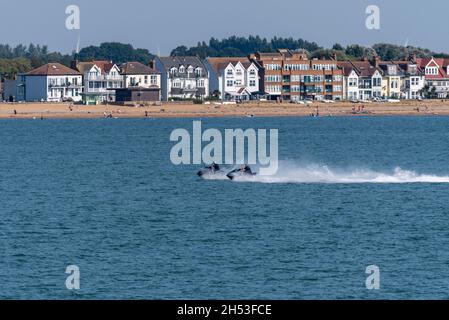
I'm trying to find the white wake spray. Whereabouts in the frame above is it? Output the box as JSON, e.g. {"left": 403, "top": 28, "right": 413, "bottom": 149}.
{"left": 228, "top": 162, "right": 449, "bottom": 184}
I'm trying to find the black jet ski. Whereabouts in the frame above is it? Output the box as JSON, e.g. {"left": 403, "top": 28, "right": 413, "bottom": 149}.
{"left": 197, "top": 163, "right": 223, "bottom": 178}
{"left": 226, "top": 165, "right": 257, "bottom": 180}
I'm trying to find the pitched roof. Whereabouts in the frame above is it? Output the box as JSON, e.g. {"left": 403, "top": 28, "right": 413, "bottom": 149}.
{"left": 120, "top": 62, "right": 159, "bottom": 75}
{"left": 337, "top": 60, "right": 380, "bottom": 77}
{"left": 206, "top": 57, "right": 254, "bottom": 74}
{"left": 26, "top": 63, "right": 81, "bottom": 76}
{"left": 157, "top": 56, "right": 207, "bottom": 71}
{"left": 75, "top": 60, "right": 118, "bottom": 75}
{"left": 416, "top": 58, "right": 449, "bottom": 79}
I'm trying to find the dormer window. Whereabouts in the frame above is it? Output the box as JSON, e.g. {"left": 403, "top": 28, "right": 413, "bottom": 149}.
{"left": 179, "top": 66, "right": 185, "bottom": 73}
{"left": 170, "top": 67, "right": 177, "bottom": 75}
{"left": 195, "top": 67, "right": 202, "bottom": 77}
{"left": 187, "top": 66, "right": 194, "bottom": 74}
{"left": 426, "top": 66, "right": 438, "bottom": 75}
{"left": 388, "top": 65, "right": 397, "bottom": 75}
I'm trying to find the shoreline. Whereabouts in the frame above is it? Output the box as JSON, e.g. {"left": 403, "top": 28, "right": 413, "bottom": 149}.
{"left": 0, "top": 101, "right": 448, "bottom": 119}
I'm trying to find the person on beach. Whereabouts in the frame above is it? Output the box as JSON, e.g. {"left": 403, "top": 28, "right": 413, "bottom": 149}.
{"left": 13, "top": 109, "right": 17, "bottom": 115}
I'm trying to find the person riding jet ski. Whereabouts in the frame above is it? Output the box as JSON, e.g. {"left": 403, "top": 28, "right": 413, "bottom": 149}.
{"left": 197, "top": 162, "right": 221, "bottom": 177}
{"left": 226, "top": 164, "right": 256, "bottom": 180}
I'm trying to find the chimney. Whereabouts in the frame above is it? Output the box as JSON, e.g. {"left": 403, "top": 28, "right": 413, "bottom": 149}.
{"left": 70, "top": 60, "right": 79, "bottom": 71}
{"left": 374, "top": 56, "right": 380, "bottom": 68}
{"left": 331, "top": 52, "right": 337, "bottom": 61}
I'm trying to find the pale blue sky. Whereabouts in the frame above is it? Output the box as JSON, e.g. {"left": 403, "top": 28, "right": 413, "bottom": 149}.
{"left": 0, "top": 0, "right": 447, "bottom": 55}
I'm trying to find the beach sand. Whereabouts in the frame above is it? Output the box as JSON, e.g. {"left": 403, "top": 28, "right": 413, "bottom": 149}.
{"left": 0, "top": 100, "right": 448, "bottom": 119}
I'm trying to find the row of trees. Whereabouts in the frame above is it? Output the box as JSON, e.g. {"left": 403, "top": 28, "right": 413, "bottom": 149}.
{"left": 2, "top": 37, "right": 449, "bottom": 79}
{"left": 170, "top": 36, "right": 321, "bottom": 58}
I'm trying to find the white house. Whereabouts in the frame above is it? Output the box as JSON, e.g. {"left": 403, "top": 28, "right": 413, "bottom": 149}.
{"left": 74, "top": 60, "right": 123, "bottom": 105}
{"left": 155, "top": 56, "right": 209, "bottom": 101}
{"left": 417, "top": 57, "right": 449, "bottom": 98}
{"left": 338, "top": 59, "right": 382, "bottom": 101}
{"left": 17, "top": 63, "right": 83, "bottom": 102}
{"left": 205, "top": 57, "right": 260, "bottom": 101}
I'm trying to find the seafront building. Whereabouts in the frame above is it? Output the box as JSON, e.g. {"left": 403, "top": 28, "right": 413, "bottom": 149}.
{"left": 252, "top": 49, "right": 344, "bottom": 101}
{"left": 73, "top": 60, "right": 123, "bottom": 105}
{"left": 155, "top": 56, "right": 209, "bottom": 101}
{"left": 416, "top": 57, "right": 449, "bottom": 98}
{"left": 115, "top": 61, "right": 161, "bottom": 103}
{"left": 15, "top": 63, "right": 83, "bottom": 102}
{"left": 2, "top": 49, "right": 447, "bottom": 104}
{"left": 337, "top": 58, "right": 382, "bottom": 101}
{"left": 204, "top": 57, "right": 261, "bottom": 101}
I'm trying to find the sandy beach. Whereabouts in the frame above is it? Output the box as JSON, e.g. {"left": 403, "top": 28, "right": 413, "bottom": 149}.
{"left": 0, "top": 100, "right": 448, "bottom": 119}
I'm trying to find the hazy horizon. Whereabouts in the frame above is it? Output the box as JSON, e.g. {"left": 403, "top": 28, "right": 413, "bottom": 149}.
{"left": 1, "top": 0, "right": 448, "bottom": 55}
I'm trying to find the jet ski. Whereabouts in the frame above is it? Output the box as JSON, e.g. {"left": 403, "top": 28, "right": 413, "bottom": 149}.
{"left": 226, "top": 165, "right": 257, "bottom": 180}
{"left": 197, "top": 162, "right": 223, "bottom": 178}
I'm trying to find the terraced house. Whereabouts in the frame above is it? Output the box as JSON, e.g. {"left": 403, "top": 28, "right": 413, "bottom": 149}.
{"left": 252, "top": 49, "right": 344, "bottom": 101}
{"left": 337, "top": 58, "right": 382, "bottom": 101}
{"left": 155, "top": 56, "right": 209, "bottom": 101}
{"left": 379, "top": 57, "right": 424, "bottom": 99}
{"left": 205, "top": 57, "right": 260, "bottom": 101}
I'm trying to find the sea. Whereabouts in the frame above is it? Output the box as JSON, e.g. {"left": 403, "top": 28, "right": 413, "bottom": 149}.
{"left": 1, "top": 116, "right": 449, "bottom": 299}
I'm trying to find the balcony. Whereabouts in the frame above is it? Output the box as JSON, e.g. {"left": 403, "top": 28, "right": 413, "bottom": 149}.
{"left": 48, "top": 82, "right": 82, "bottom": 88}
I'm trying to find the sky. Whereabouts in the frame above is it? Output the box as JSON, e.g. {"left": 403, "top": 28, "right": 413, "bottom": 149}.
{"left": 0, "top": 0, "right": 447, "bottom": 55}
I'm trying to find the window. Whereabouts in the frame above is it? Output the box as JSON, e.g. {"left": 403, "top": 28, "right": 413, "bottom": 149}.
{"left": 226, "top": 80, "right": 233, "bottom": 87}
{"left": 333, "top": 75, "right": 342, "bottom": 82}
{"left": 144, "top": 76, "right": 148, "bottom": 84}
{"left": 150, "top": 75, "right": 158, "bottom": 85}
{"left": 236, "top": 69, "right": 242, "bottom": 76}
{"left": 349, "top": 78, "right": 358, "bottom": 86}
{"left": 333, "top": 85, "right": 342, "bottom": 92}
{"left": 265, "top": 75, "right": 281, "bottom": 82}
{"left": 235, "top": 80, "right": 242, "bottom": 86}
{"left": 195, "top": 68, "right": 202, "bottom": 77}
{"left": 187, "top": 66, "right": 194, "bottom": 74}
{"left": 373, "top": 77, "right": 382, "bottom": 87}
{"left": 227, "top": 69, "right": 233, "bottom": 76}
{"left": 426, "top": 66, "right": 438, "bottom": 75}
{"left": 249, "top": 80, "right": 256, "bottom": 87}
{"left": 265, "top": 64, "right": 281, "bottom": 71}
{"left": 197, "top": 79, "right": 205, "bottom": 87}
{"left": 249, "top": 69, "right": 256, "bottom": 76}
{"left": 170, "top": 67, "right": 177, "bottom": 75}
{"left": 173, "top": 81, "right": 181, "bottom": 88}
{"left": 179, "top": 66, "right": 185, "bottom": 73}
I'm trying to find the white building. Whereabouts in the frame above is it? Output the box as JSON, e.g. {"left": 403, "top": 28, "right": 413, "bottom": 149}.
{"left": 74, "top": 60, "right": 123, "bottom": 105}
{"left": 205, "top": 57, "right": 260, "bottom": 101}
{"left": 417, "top": 57, "right": 449, "bottom": 98}
{"left": 155, "top": 56, "right": 209, "bottom": 101}
{"left": 17, "top": 63, "right": 83, "bottom": 102}
{"left": 338, "top": 59, "right": 382, "bottom": 101}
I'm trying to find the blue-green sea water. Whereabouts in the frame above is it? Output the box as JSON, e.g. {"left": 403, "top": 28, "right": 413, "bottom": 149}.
{"left": 1, "top": 116, "right": 449, "bottom": 299}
